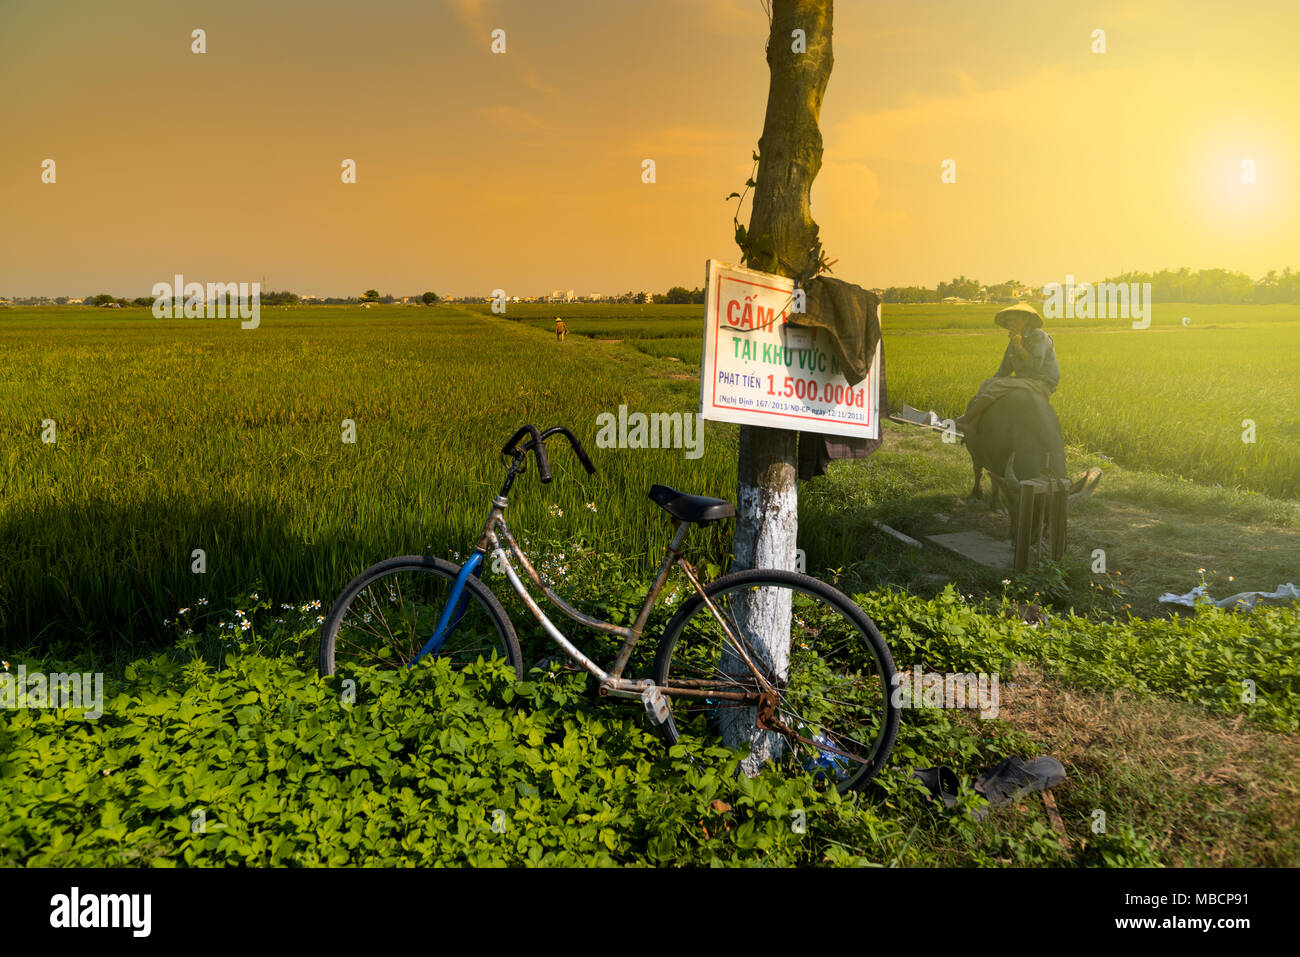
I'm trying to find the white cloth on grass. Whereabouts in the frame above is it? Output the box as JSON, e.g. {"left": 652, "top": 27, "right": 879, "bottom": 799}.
{"left": 1158, "top": 582, "right": 1300, "bottom": 610}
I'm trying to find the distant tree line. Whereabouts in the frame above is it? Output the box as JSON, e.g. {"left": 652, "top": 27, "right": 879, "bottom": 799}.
{"left": 882, "top": 276, "right": 1008, "bottom": 303}
{"left": 21, "top": 269, "right": 1300, "bottom": 309}
{"left": 653, "top": 286, "right": 706, "bottom": 304}
{"left": 880, "top": 268, "right": 1300, "bottom": 305}
{"left": 1100, "top": 267, "right": 1300, "bottom": 304}
{"left": 358, "top": 290, "right": 439, "bottom": 304}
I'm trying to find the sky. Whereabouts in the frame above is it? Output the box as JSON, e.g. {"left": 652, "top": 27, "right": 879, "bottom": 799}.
{"left": 2, "top": 0, "right": 1297, "bottom": 298}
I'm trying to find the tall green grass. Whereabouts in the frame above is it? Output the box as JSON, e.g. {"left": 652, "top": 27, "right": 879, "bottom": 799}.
{"left": 0, "top": 307, "right": 734, "bottom": 649}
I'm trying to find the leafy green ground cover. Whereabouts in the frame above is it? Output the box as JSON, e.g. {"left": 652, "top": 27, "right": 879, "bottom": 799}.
{"left": 3, "top": 554, "right": 1295, "bottom": 867}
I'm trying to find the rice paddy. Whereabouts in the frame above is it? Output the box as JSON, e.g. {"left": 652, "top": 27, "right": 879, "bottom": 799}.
{"left": 2, "top": 300, "right": 1297, "bottom": 649}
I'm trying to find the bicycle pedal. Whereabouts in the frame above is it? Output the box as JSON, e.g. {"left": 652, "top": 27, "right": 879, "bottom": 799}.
{"left": 641, "top": 686, "right": 670, "bottom": 725}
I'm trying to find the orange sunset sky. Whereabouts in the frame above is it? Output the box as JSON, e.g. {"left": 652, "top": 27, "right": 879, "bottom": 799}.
{"left": 2, "top": 0, "right": 1297, "bottom": 298}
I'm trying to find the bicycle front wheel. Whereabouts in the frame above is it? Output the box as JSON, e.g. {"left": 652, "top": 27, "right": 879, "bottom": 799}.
{"left": 319, "top": 556, "right": 522, "bottom": 679}
{"left": 652, "top": 569, "right": 898, "bottom": 793}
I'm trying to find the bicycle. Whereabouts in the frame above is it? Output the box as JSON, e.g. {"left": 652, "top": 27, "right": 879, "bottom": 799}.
{"left": 319, "top": 424, "right": 900, "bottom": 792}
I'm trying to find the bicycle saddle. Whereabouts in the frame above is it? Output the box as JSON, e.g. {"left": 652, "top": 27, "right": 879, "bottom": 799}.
{"left": 648, "top": 484, "right": 736, "bottom": 524}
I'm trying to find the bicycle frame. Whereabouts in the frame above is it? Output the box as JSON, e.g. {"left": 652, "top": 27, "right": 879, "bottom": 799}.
{"left": 412, "top": 491, "right": 763, "bottom": 708}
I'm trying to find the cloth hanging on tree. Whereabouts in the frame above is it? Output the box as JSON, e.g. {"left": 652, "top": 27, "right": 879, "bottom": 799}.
{"left": 795, "top": 276, "right": 888, "bottom": 480}
{"left": 797, "top": 276, "right": 880, "bottom": 387}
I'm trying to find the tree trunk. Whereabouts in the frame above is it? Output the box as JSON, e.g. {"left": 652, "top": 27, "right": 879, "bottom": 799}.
{"left": 726, "top": 0, "right": 833, "bottom": 775}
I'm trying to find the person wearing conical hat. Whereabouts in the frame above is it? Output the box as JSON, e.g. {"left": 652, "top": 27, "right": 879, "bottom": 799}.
{"left": 954, "top": 302, "right": 1059, "bottom": 439}
{"left": 990, "top": 302, "right": 1058, "bottom": 391}
{"left": 555, "top": 316, "right": 568, "bottom": 342}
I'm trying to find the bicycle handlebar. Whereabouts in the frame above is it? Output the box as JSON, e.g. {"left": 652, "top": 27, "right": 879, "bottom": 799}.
{"left": 501, "top": 424, "right": 596, "bottom": 484}
{"left": 539, "top": 426, "right": 597, "bottom": 475}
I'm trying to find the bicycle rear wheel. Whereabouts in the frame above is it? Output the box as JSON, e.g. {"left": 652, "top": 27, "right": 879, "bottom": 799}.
{"left": 319, "top": 556, "right": 522, "bottom": 679}
{"left": 652, "top": 569, "right": 898, "bottom": 793}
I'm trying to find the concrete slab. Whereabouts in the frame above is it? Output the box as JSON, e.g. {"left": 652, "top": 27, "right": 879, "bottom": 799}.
{"left": 926, "top": 531, "right": 1014, "bottom": 570}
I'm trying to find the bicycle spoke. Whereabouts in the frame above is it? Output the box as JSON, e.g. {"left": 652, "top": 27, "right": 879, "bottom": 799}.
{"left": 656, "top": 573, "right": 897, "bottom": 792}
{"left": 343, "top": 606, "right": 403, "bottom": 652}
{"left": 322, "top": 560, "right": 519, "bottom": 682}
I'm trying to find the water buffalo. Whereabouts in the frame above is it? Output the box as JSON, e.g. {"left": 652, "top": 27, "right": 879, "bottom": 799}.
{"left": 965, "top": 388, "right": 1082, "bottom": 539}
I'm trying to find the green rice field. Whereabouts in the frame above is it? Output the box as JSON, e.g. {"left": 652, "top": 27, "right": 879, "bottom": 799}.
{"left": 0, "top": 305, "right": 732, "bottom": 648}
{"left": 1, "top": 300, "right": 1297, "bottom": 649}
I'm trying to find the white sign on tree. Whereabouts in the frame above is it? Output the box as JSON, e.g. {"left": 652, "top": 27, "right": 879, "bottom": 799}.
{"left": 699, "top": 260, "right": 880, "bottom": 440}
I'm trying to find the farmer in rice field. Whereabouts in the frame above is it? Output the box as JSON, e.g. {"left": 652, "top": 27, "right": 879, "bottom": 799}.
{"left": 954, "top": 302, "right": 1059, "bottom": 440}
{"left": 555, "top": 317, "right": 568, "bottom": 343}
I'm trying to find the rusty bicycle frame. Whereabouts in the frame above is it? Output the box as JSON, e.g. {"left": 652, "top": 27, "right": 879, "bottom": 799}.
{"left": 480, "top": 502, "right": 867, "bottom": 764}
{"left": 480, "top": 491, "right": 771, "bottom": 717}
